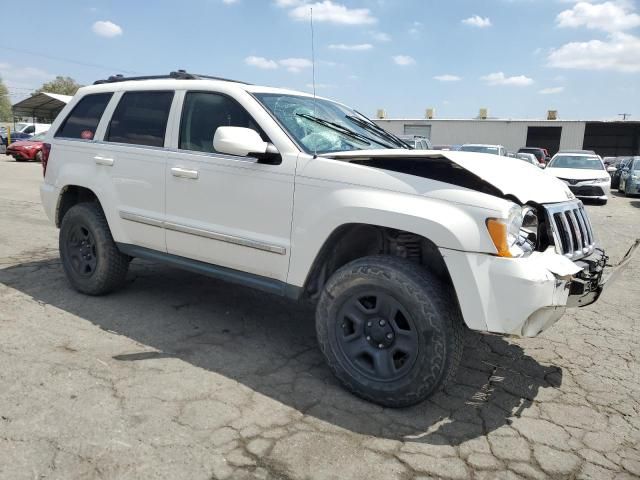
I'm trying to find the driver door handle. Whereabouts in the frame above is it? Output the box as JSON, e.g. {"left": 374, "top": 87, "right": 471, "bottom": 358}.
{"left": 171, "top": 167, "right": 199, "bottom": 179}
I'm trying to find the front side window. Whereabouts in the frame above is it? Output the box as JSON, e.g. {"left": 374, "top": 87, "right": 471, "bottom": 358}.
{"left": 23, "top": 125, "right": 35, "bottom": 134}
{"left": 254, "top": 93, "right": 406, "bottom": 154}
{"left": 106, "top": 91, "right": 174, "bottom": 147}
{"left": 56, "top": 93, "right": 113, "bottom": 140}
{"left": 179, "top": 92, "right": 265, "bottom": 153}
{"left": 548, "top": 155, "right": 605, "bottom": 170}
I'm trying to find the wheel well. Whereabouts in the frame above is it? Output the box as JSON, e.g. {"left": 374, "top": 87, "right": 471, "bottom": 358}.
{"left": 56, "top": 186, "right": 99, "bottom": 227}
{"left": 303, "top": 223, "right": 457, "bottom": 301}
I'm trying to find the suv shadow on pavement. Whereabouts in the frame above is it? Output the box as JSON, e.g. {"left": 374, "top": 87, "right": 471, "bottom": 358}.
{"left": 0, "top": 257, "right": 562, "bottom": 446}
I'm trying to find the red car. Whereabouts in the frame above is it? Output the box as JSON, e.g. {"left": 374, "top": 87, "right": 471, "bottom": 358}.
{"left": 6, "top": 131, "right": 48, "bottom": 162}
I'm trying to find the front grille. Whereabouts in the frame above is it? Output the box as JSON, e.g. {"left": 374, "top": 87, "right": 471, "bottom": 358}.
{"left": 558, "top": 177, "right": 599, "bottom": 186}
{"left": 568, "top": 185, "right": 604, "bottom": 197}
{"left": 544, "top": 201, "right": 595, "bottom": 260}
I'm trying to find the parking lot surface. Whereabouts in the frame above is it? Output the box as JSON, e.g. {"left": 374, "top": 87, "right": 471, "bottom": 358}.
{"left": 0, "top": 154, "right": 639, "bottom": 480}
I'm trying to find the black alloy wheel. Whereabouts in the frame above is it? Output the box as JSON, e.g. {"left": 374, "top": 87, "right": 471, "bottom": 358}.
{"left": 64, "top": 224, "right": 98, "bottom": 277}
{"left": 336, "top": 291, "right": 419, "bottom": 382}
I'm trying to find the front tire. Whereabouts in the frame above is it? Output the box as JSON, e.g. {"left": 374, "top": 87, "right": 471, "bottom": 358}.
{"left": 315, "top": 255, "right": 464, "bottom": 408}
{"left": 59, "top": 202, "right": 129, "bottom": 295}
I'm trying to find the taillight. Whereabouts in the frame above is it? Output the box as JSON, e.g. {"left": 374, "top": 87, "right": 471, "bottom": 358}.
{"left": 41, "top": 143, "right": 51, "bottom": 177}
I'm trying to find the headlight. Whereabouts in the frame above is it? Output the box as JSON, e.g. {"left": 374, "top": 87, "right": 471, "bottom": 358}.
{"left": 486, "top": 205, "right": 536, "bottom": 258}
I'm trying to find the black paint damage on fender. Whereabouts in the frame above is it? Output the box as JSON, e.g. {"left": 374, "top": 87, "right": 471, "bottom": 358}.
{"left": 343, "top": 156, "right": 505, "bottom": 199}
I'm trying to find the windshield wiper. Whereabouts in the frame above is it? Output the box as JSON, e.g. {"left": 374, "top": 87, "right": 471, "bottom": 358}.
{"left": 296, "top": 113, "right": 379, "bottom": 147}
{"left": 347, "top": 112, "right": 412, "bottom": 149}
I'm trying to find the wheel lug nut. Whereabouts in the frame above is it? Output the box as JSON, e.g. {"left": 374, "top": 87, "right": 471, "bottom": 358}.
{"left": 378, "top": 344, "right": 384, "bottom": 349}
{"left": 341, "top": 323, "right": 346, "bottom": 328}
{"left": 366, "top": 321, "right": 372, "bottom": 327}
{"left": 386, "top": 333, "right": 393, "bottom": 339}
{"left": 379, "top": 320, "right": 386, "bottom": 326}
{"left": 366, "top": 336, "right": 371, "bottom": 341}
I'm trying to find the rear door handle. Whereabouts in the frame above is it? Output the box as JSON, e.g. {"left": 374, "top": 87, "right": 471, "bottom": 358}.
{"left": 94, "top": 156, "right": 114, "bottom": 166}
{"left": 171, "top": 167, "right": 199, "bottom": 179}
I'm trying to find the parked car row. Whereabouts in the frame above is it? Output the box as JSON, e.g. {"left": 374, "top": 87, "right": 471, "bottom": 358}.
{"left": 5, "top": 131, "right": 49, "bottom": 162}
{"left": 1, "top": 123, "right": 51, "bottom": 161}
{"left": 613, "top": 156, "right": 640, "bottom": 196}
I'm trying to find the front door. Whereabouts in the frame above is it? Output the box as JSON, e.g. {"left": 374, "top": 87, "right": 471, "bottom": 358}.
{"left": 165, "top": 91, "right": 295, "bottom": 282}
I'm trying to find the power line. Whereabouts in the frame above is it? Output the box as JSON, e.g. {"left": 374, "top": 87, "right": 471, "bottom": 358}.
{"left": 0, "top": 45, "right": 140, "bottom": 75}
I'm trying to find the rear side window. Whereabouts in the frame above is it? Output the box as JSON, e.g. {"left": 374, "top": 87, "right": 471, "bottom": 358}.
{"left": 179, "top": 92, "right": 266, "bottom": 153}
{"left": 106, "top": 91, "right": 174, "bottom": 147}
{"left": 56, "top": 93, "right": 113, "bottom": 140}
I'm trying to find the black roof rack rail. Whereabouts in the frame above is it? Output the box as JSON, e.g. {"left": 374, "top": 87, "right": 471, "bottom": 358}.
{"left": 93, "top": 70, "right": 250, "bottom": 85}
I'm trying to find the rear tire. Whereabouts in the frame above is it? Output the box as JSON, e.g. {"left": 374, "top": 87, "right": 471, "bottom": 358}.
{"left": 315, "top": 255, "right": 464, "bottom": 408}
{"left": 59, "top": 202, "right": 129, "bottom": 295}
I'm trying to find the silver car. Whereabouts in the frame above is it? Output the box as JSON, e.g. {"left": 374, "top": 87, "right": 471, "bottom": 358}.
{"left": 459, "top": 144, "right": 507, "bottom": 156}
{"left": 618, "top": 156, "right": 640, "bottom": 196}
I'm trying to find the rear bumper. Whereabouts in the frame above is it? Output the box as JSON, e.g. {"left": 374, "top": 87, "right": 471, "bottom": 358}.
{"left": 39, "top": 183, "right": 58, "bottom": 225}
{"left": 441, "top": 241, "right": 638, "bottom": 337}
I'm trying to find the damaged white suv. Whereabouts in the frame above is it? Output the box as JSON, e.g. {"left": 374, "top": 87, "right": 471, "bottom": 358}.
{"left": 40, "top": 71, "right": 638, "bottom": 407}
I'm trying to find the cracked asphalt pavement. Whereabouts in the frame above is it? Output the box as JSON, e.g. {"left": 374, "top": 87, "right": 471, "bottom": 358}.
{"left": 0, "top": 155, "right": 639, "bottom": 480}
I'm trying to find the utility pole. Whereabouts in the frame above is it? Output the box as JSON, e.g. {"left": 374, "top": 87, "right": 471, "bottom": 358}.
{"left": 618, "top": 113, "right": 631, "bottom": 121}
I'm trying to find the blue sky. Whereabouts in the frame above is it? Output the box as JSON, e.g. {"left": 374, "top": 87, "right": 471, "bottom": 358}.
{"left": 1, "top": 0, "right": 638, "bottom": 119}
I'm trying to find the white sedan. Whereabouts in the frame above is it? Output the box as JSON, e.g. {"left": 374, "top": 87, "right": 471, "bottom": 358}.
{"left": 545, "top": 152, "right": 611, "bottom": 204}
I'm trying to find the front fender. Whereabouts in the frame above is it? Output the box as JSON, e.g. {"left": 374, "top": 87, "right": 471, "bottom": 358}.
{"left": 286, "top": 183, "right": 500, "bottom": 288}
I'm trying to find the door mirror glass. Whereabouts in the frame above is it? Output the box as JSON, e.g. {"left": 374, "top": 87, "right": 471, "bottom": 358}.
{"left": 214, "top": 126, "right": 279, "bottom": 161}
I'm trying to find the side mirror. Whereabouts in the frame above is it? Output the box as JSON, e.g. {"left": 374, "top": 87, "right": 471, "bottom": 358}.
{"left": 213, "top": 127, "right": 281, "bottom": 164}
{"left": 607, "top": 166, "right": 617, "bottom": 173}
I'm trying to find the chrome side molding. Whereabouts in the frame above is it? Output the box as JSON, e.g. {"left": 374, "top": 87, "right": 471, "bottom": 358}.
{"left": 119, "top": 210, "right": 286, "bottom": 255}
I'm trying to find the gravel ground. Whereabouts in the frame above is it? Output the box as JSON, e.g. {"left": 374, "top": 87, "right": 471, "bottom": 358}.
{"left": 0, "top": 154, "right": 638, "bottom": 480}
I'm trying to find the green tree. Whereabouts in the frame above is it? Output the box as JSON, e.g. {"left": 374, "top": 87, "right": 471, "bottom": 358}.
{"left": 34, "top": 76, "right": 83, "bottom": 96}
{"left": 0, "top": 77, "right": 12, "bottom": 121}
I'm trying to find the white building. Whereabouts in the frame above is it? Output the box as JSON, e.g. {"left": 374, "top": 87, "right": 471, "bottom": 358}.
{"left": 374, "top": 116, "right": 640, "bottom": 157}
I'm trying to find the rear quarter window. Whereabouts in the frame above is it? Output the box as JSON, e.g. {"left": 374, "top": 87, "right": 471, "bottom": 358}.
{"left": 55, "top": 93, "right": 113, "bottom": 140}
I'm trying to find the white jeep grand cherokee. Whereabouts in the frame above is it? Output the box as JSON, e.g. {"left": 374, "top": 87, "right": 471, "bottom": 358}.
{"left": 39, "top": 71, "right": 637, "bottom": 407}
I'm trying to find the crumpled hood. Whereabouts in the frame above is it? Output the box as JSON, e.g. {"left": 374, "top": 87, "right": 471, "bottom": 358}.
{"left": 545, "top": 167, "right": 610, "bottom": 181}
{"left": 324, "top": 149, "right": 575, "bottom": 205}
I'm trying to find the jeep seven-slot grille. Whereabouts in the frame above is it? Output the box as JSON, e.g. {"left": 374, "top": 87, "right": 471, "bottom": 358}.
{"left": 545, "top": 201, "right": 595, "bottom": 260}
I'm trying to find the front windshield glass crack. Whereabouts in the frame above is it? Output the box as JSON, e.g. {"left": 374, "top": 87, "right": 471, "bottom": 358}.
{"left": 253, "top": 93, "right": 408, "bottom": 155}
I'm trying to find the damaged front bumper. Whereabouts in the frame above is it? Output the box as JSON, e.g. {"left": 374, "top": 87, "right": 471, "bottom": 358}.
{"left": 440, "top": 239, "right": 640, "bottom": 338}
{"left": 566, "top": 239, "right": 640, "bottom": 308}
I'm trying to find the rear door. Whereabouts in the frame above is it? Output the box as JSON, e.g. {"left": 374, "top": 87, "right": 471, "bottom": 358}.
{"left": 98, "top": 90, "right": 176, "bottom": 252}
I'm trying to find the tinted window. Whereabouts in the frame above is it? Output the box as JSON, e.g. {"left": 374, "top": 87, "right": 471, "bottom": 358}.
{"left": 107, "top": 91, "right": 174, "bottom": 147}
{"left": 56, "top": 93, "right": 112, "bottom": 140}
{"left": 179, "top": 92, "right": 265, "bottom": 153}
{"left": 23, "top": 125, "right": 35, "bottom": 134}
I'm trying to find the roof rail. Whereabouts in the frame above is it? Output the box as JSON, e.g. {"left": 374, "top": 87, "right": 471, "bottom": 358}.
{"left": 93, "top": 70, "right": 250, "bottom": 85}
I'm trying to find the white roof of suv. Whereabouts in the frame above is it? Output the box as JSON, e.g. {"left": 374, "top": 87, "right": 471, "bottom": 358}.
{"left": 86, "top": 71, "right": 320, "bottom": 100}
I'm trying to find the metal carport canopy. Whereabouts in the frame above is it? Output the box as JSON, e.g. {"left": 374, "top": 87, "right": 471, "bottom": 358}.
{"left": 12, "top": 92, "right": 72, "bottom": 122}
